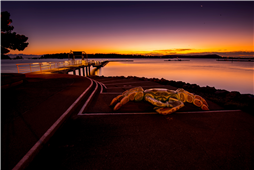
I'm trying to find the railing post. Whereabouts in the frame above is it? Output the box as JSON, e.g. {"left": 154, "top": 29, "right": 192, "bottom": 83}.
{"left": 78, "top": 67, "right": 81, "bottom": 76}
{"left": 82, "top": 67, "right": 85, "bottom": 76}
{"left": 16, "top": 64, "right": 20, "bottom": 73}
{"left": 39, "top": 63, "right": 42, "bottom": 73}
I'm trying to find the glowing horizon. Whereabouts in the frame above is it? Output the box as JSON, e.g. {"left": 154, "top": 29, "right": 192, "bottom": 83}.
{"left": 2, "top": 1, "right": 253, "bottom": 58}
{"left": 7, "top": 49, "right": 254, "bottom": 58}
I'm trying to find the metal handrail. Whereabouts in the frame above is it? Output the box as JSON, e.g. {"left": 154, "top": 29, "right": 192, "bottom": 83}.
{"left": 16, "top": 59, "right": 102, "bottom": 73}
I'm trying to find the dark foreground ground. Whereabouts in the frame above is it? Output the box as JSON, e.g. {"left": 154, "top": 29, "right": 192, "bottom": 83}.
{"left": 2, "top": 73, "right": 254, "bottom": 170}
{"left": 27, "top": 111, "right": 254, "bottom": 170}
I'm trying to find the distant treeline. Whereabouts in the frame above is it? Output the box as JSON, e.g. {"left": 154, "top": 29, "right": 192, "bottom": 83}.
{"left": 41, "top": 53, "right": 69, "bottom": 59}
{"left": 40, "top": 53, "right": 223, "bottom": 59}
{"left": 1, "top": 55, "right": 11, "bottom": 59}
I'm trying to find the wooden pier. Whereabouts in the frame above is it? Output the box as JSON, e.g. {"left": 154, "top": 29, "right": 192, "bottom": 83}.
{"left": 16, "top": 59, "right": 110, "bottom": 76}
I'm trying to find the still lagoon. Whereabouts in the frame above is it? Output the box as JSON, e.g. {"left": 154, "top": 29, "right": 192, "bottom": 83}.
{"left": 1, "top": 58, "right": 253, "bottom": 94}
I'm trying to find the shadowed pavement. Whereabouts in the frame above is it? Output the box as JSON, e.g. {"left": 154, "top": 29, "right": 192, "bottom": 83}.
{"left": 26, "top": 76, "right": 254, "bottom": 170}
{"left": 2, "top": 74, "right": 254, "bottom": 170}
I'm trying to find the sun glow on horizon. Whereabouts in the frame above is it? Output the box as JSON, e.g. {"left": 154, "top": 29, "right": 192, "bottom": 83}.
{"left": 2, "top": 1, "right": 253, "bottom": 58}
{"left": 6, "top": 31, "right": 253, "bottom": 57}
{"left": 6, "top": 48, "right": 254, "bottom": 58}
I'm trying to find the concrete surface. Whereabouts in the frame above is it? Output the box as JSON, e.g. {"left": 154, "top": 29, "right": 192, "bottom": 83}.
{"left": 2, "top": 74, "right": 254, "bottom": 170}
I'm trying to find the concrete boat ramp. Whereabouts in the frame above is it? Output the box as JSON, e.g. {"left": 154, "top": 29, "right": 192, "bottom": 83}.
{"left": 2, "top": 74, "right": 254, "bottom": 170}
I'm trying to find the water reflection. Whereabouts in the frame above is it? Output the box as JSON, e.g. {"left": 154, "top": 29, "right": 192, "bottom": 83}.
{"left": 1, "top": 58, "right": 253, "bottom": 94}
{"left": 97, "top": 59, "right": 253, "bottom": 94}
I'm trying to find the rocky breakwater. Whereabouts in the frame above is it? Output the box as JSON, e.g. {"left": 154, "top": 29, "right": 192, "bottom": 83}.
{"left": 102, "top": 75, "right": 254, "bottom": 114}
{"left": 150, "top": 77, "right": 254, "bottom": 114}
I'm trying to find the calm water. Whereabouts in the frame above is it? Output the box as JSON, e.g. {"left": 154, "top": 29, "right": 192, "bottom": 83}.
{"left": 1, "top": 58, "right": 253, "bottom": 94}
{"left": 97, "top": 58, "right": 253, "bottom": 94}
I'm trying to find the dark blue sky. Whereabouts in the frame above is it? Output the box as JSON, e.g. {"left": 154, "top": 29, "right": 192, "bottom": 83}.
{"left": 1, "top": 1, "right": 253, "bottom": 56}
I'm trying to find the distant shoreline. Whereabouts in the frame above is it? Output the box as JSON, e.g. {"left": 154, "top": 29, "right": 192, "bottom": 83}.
{"left": 3, "top": 53, "right": 254, "bottom": 60}
{"left": 40, "top": 54, "right": 224, "bottom": 59}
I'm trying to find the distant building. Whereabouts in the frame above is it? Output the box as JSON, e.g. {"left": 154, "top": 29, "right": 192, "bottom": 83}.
{"left": 68, "top": 50, "right": 88, "bottom": 60}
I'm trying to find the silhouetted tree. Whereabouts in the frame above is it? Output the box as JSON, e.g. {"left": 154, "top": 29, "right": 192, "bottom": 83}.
{"left": 1, "top": 11, "right": 29, "bottom": 56}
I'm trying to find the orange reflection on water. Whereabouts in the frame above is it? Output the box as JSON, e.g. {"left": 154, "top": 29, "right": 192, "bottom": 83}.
{"left": 99, "top": 59, "right": 253, "bottom": 94}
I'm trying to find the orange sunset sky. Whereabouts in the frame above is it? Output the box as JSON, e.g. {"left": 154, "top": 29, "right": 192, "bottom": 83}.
{"left": 1, "top": 1, "right": 253, "bottom": 57}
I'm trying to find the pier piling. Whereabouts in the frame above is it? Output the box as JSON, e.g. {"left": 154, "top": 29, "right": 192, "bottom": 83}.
{"left": 78, "top": 67, "right": 81, "bottom": 76}
{"left": 82, "top": 67, "right": 85, "bottom": 76}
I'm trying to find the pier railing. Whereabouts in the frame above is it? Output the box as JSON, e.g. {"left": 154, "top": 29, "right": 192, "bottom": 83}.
{"left": 16, "top": 59, "right": 96, "bottom": 73}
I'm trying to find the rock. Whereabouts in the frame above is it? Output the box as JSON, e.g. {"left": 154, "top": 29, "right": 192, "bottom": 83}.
{"left": 182, "top": 84, "right": 191, "bottom": 90}
{"left": 215, "top": 90, "right": 229, "bottom": 96}
{"left": 190, "top": 84, "right": 200, "bottom": 90}
{"left": 205, "top": 86, "right": 216, "bottom": 93}
{"left": 175, "top": 81, "right": 185, "bottom": 88}
{"left": 226, "top": 91, "right": 241, "bottom": 101}
{"left": 239, "top": 94, "right": 254, "bottom": 103}
{"left": 159, "top": 78, "right": 169, "bottom": 85}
